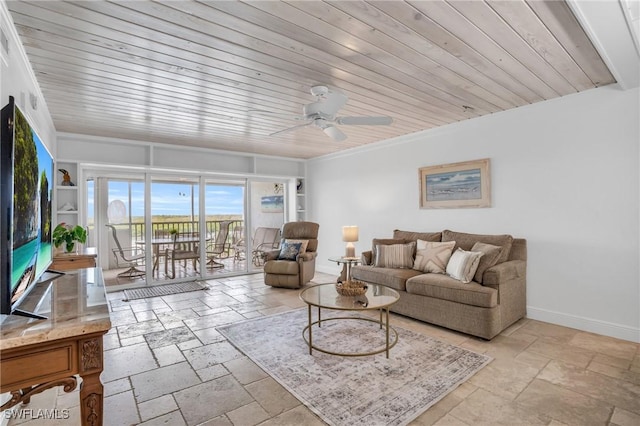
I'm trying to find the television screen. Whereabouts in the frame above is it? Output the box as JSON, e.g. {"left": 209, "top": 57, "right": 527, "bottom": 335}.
{"left": 1, "top": 96, "right": 54, "bottom": 316}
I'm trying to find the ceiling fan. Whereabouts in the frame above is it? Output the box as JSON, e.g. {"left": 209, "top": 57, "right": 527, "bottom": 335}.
{"left": 258, "top": 85, "right": 393, "bottom": 141}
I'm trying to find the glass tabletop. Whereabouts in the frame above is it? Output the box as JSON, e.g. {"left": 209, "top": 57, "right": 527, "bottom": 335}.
{"left": 300, "top": 283, "right": 399, "bottom": 311}
{"left": 328, "top": 256, "right": 360, "bottom": 264}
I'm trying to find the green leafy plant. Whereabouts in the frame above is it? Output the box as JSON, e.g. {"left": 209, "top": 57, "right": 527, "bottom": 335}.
{"left": 52, "top": 223, "right": 87, "bottom": 253}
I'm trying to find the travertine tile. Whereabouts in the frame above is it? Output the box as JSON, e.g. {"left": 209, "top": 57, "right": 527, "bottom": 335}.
{"left": 526, "top": 337, "right": 594, "bottom": 368}
{"left": 588, "top": 360, "right": 640, "bottom": 385}
{"left": 592, "top": 352, "right": 633, "bottom": 370}
{"left": 153, "top": 344, "right": 186, "bottom": 367}
{"left": 513, "top": 350, "right": 551, "bottom": 370}
{"left": 196, "top": 364, "right": 229, "bottom": 382}
{"left": 103, "top": 377, "right": 131, "bottom": 397}
{"left": 173, "top": 376, "right": 253, "bottom": 425}
{"left": 138, "top": 394, "right": 179, "bottom": 422}
{"left": 569, "top": 332, "right": 638, "bottom": 360}
{"left": 431, "top": 413, "right": 471, "bottom": 425}
{"left": 224, "top": 357, "right": 269, "bottom": 385}
{"left": 103, "top": 342, "right": 157, "bottom": 382}
{"left": 515, "top": 379, "right": 612, "bottom": 425}
{"left": 131, "top": 362, "right": 201, "bottom": 403}
{"left": 538, "top": 360, "right": 640, "bottom": 414}
{"left": 256, "top": 405, "right": 326, "bottom": 426}
{"left": 183, "top": 311, "right": 245, "bottom": 331}
{"left": 104, "top": 390, "right": 140, "bottom": 426}
{"left": 195, "top": 414, "right": 233, "bottom": 426}
{"left": 448, "top": 388, "right": 549, "bottom": 425}
{"left": 468, "top": 357, "right": 541, "bottom": 400}
{"left": 143, "top": 326, "right": 197, "bottom": 349}
{"left": 519, "top": 320, "right": 579, "bottom": 343}
{"left": 192, "top": 326, "right": 225, "bottom": 345}
{"left": 183, "top": 341, "right": 243, "bottom": 370}
{"left": 411, "top": 382, "right": 477, "bottom": 425}
{"left": 137, "top": 410, "right": 187, "bottom": 426}
{"left": 177, "top": 339, "right": 202, "bottom": 351}
{"left": 225, "top": 401, "right": 270, "bottom": 426}
{"left": 244, "top": 377, "right": 300, "bottom": 417}
{"left": 610, "top": 407, "right": 640, "bottom": 426}
{"left": 117, "top": 319, "right": 165, "bottom": 340}
{"left": 134, "top": 310, "right": 157, "bottom": 322}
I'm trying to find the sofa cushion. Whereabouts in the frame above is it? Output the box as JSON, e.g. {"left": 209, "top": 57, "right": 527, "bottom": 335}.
{"left": 375, "top": 242, "right": 416, "bottom": 269}
{"left": 406, "top": 274, "right": 498, "bottom": 308}
{"left": 446, "top": 248, "right": 483, "bottom": 283}
{"left": 371, "top": 238, "right": 406, "bottom": 265}
{"left": 351, "top": 265, "right": 422, "bottom": 292}
{"left": 413, "top": 240, "right": 455, "bottom": 274}
{"left": 471, "top": 242, "right": 502, "bottom": 284}
{"left": 393, "top": 230, "right": 441, "bottom": 243}
{"left": 442, "top": 230, "right": 514, "bottom": 263}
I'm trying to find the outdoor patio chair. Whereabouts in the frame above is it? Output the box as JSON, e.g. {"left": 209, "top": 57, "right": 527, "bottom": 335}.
{"left": 106, "top": 224, "right": 146, "bottom": 279}
{"left": 206, "top": 221, "right": 231, "bottom": 268}
{"left": 165, "top": 232, "right": 200, "bottom": 279}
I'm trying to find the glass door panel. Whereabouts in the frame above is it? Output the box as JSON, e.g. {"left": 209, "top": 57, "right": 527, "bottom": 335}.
{"left": 150, "top": 178, "right": 200, "bottom": 282}
{"left": 202, "top": 181, "right": 245, "bottom": 277}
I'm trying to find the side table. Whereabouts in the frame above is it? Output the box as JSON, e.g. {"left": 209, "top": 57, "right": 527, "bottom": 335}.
{"left": 51, "top": 247, "right": 97, "bottom": 271}
{"left": 328, "top": 256, "right": 361, "bottom": 283}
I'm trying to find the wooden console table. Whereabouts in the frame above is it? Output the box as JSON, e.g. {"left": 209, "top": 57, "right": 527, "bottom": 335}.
{"left": 51, "top": 247, "right": 97, "bottom": 271}
{"left": 0, "top": 268, "right": 111, "bottom": 425}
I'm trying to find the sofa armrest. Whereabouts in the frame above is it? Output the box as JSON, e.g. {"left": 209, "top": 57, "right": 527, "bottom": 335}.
{"left": 361, "top": 250, "right": 373, "bottom": 265}
{"left": 483, "top": 260, "right": 526, "bottom": 285}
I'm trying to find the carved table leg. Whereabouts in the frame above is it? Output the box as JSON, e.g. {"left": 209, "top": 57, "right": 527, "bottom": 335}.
{"left": 79, "top": 336, "right": 105, "bottom": 426}
{"left": 80, "top": 372, "right": 103, "bottom": 426}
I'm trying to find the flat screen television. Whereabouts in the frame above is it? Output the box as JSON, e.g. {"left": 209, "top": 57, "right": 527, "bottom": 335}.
{"left": 1, "top": 96, "right": 60, "bottom": 318}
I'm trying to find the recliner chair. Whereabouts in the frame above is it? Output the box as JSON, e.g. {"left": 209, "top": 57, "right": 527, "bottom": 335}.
{"left": 263, "top": 221, "right": 319, "bottom": 288}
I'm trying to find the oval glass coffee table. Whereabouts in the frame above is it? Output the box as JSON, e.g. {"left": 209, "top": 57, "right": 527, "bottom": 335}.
{"left": 299, "top": 283, "right": 400, "bottom": 358}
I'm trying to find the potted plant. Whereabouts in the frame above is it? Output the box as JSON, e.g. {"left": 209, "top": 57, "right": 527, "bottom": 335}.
{"left": 169, "top": 228, "right": 178, "bottom": 241}
{"left": 53, "top": 223, "right": 87, "bottom": 253}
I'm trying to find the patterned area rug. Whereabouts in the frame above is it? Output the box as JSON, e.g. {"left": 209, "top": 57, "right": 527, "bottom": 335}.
{"left": 122, "top": 282, "right": 207, "bottom": 301}
{"left": 217, "top": 309, "right": 492, "bottom": 426}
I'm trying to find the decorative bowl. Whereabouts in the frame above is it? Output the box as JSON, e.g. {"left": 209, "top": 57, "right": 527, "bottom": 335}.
{"left": 335, "top": 280, "right": 368, "bottom": 296}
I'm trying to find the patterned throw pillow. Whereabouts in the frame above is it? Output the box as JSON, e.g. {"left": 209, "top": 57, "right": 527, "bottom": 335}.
{"left": 413, "top": 240, "right": 456, "bottom": 274}
{"left": 446, "top": 248, "right": 484, "bottom": 283}
{"left": 284, "top": 239, "right": 309, "bottom": 254}
{"left": 470, "top": 242, "right": 502, "bottom": 284}
{"left": 277, "top": 241, "right": 303, "bottom": 260}
{"left": 374, "top": 242, "right": 415, "bottom": 269}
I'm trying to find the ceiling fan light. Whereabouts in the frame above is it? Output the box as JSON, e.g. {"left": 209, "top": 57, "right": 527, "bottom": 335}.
{"left": 323, "top": 125, "right": 347, "bottom": 141}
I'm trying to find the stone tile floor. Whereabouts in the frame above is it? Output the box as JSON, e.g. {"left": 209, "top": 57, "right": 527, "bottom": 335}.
{"left": 6, "top": 272, "right": 640, "bottom": 425}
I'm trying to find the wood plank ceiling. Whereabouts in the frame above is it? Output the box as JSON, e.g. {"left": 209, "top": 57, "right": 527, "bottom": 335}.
{"left": 7, "top": 1, "right": 614, "bottom": 159}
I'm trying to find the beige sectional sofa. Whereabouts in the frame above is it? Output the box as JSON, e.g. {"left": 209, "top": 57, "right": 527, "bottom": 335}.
{"left": 351, "top": 229, "right": 527, "bottom": 340}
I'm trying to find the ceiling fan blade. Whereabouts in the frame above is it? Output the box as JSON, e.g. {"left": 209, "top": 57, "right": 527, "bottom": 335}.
{"left": 322, "top": 125, "right": 347, "bottom": 141}
{"left": 336, "top": 116, "right": 393, "bottom": 125}
{"left": 269, "top": 122, "right": 312, "bottom": 137}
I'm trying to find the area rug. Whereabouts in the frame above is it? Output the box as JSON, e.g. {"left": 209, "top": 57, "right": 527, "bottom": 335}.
{"left": 122, "top": 282, "right": 207, "bottom": 301}
{"left": 217, "top": 308, "right": 492, "bottom": 426}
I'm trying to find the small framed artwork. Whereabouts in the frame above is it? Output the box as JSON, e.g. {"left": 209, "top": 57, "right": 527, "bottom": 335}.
{"left": 261, "top": 195, "right": 284, "bottom": 213}
{"left": 419, "top": 158, "right": 491, "bottom": 209}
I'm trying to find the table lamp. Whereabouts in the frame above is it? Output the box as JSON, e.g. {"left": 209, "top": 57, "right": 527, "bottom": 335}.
{"left": 342, "top": 225, "right": 359, "bottom": 258}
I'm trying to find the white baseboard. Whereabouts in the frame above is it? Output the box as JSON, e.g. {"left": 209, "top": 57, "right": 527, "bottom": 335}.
{"left": 527, "top": 306, "right": 640, "bottom": 343}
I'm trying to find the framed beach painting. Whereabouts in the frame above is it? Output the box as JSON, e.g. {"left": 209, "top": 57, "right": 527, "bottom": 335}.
{"left": 419, "top": 159, "right": 491, "bottom": 209}
{"left": 261, "top": 195, "right": 284, "bottom": 213}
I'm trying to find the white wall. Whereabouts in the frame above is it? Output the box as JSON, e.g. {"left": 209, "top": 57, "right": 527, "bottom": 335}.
{"left": 308, "top": 84, "right": 640, "bottom": 343}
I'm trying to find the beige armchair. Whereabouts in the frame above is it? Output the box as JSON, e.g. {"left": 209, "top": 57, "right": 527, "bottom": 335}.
{"left": 263, "top": 221, "right": 319, "bottom": 289}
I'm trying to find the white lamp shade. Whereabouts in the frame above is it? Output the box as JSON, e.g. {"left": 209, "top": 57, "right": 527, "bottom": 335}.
{"left": 342, "top": 226, "right": 359, "bottom": 242}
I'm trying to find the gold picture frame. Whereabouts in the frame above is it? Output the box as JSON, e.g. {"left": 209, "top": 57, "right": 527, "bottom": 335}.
{"left": 419, "top": 159, "right": 491, "bottom": 209}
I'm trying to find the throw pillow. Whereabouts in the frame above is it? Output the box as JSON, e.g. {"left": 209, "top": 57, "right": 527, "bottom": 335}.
{"left": 284, "top": 239, "right": 309, "bottom": 254}
{"left": 277, "top": 241, "right": 303, "bottom": 260}
{"left": 471, "top": 242, "right": 502, "bottom": 284}
{"left": 446, "top": 248, "right": 484, "bottom": 283}
{"left": 413, "top": 240, "right": 456, "bottom": 274}
{"left": 374, "top": 242, "right": 416, "bottom": 269}
{"left": 371, "top": 238, "right": 406, "bottom": 265}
